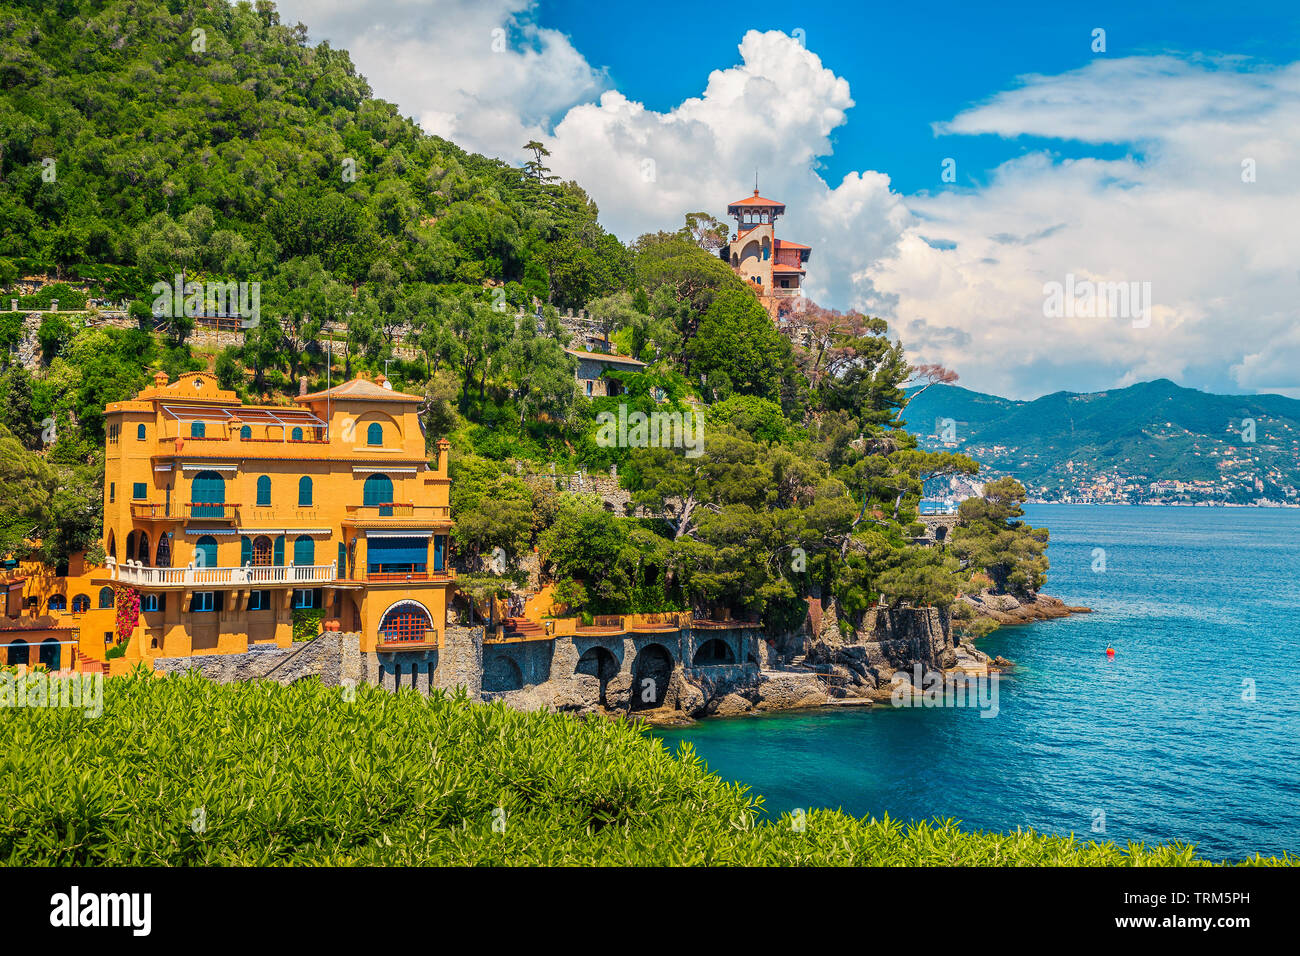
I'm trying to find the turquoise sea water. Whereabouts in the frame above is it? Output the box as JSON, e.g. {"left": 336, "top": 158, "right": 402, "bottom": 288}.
{"left": 654, "top": 505, "right": 1300, "bottom": 860}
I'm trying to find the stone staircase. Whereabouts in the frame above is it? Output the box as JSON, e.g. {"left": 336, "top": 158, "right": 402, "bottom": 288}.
{"left": 502, "top": 617, "right": 545, "bottom": 640}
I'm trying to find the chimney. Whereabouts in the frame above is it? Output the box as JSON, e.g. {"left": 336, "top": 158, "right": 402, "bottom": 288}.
{"left": 9, "top": 299, "right": 16, "bottom": 312}
{"left": 298, "top": 376, "right": 308, "bottom": 397}
{"left": 49, "top": 299, "right": 58, "bottom": 312}
{"left": 153, "top": 371, "right": 169, "bottom": 387}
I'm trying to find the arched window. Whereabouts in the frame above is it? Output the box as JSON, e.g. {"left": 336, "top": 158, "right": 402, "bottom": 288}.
{"left": 367, "top": 422, "right": 383, "bottom": 446}
{"left": 71, "top": 594, "right": 90, "bottom": 614}
{"left": 256, "top": 475, "right": 271, "bottom": 506}
{"left": 191, "top": 470, "right": 225, "bottom": 517}
{"left": 379, "top": 601, "right": 431, "bottom": 643}
{"left": 107, "top": 531, "right": 116, "bottom": 559}
{"left": 137, "top": 531, "right": 150, "bottom": 566}
{"left": 136, "top": 424, "right": 146, "bottom": 440}
{"left": 293, "top": 535, "right": 314, "bottom": 566}
{"left": 253, "top": 536, "right": 273, "bottom": 567}
{"left": 195, "top": 535, "right": 218, "bottom": 569}
{"left": 291, "top": 427, "right": 303, "bottom": 441}
{"left": 240, "top": 425, "right": 251, "bottom": 440}
{"left": 191, "top": 421, "right": 205, "bottom": 438}
{"left": 48, "top": 594, "right": 67, "bottom": 611}
{"left": 98, "top": 586, "right": 115, "bottom": 609}
{"left": 156, "top": 533, "right": 171, "bottom": 568}
{"left": 5, "top": 639, "right": 29, "bottom": 666}
{"left": 363, "top": 474, "right": 393, "bottom": 516}
{"left": 298, "top": 476, "right": 313, "bottom": 507}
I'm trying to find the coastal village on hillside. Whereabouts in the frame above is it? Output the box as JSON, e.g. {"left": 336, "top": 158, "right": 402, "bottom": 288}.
{"left": 4, "top": 187, "right": 1006, "bottom": 718}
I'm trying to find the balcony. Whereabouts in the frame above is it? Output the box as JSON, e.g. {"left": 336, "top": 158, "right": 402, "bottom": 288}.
{"left": 185, "top": 502, "right": 240, "bottom": 521}
{"left": 345, "top": 503, "right": 451, "bottom": 526}
{"left": 375, "top": 629, "right": 439, "bottom": 652}
{"left": 105, "top": 558, "right": 336, "bottom": 588}
{"left": 352, "top": 568, "right": 456, "bottom": 584}
{"left": 130, "top": 503, "right": 173, "bottom": 520}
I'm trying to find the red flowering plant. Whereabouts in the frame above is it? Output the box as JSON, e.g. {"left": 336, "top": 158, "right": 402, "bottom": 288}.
{"left": 115, "top": 586, "right": 139, "bottom": 644}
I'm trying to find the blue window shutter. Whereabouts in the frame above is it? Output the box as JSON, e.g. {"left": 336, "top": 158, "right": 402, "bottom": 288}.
{"left": 273, "top": 536, "right": 285, "bottom": 566}
{"left": 240, "top": 425, "right": 251, "bottom": 439}
{"left": 337, "top": 541, "right": 346, "bottom": 572}
{"left": 298, "top": 476, "right": 312, "bottom": 506}
{"left": 196, "top": 536, "right": 218, "bottom": 569}
{"left": 240, "top": 536, "right": 252, "bottom": 566}
{"left": 137, "top": 424, "right": 146, "bottom": 440}
{"left": 256, "top": 475, "right": 271, "bottom": 505}
{"left": 191, "top": 471, "right": 225, "bottom": 516}
{"left": 367, "top": 422, "right": 383, "bottom": 445}
{"left": 291, "top": 427, "right": 302, "bottom": 441}
{"left": 191, "top": 421, "right": 205, "bottom": 438}
{"left": 434, "top": 536, "right": 445, "bottom": 572}
{"left": 363, "top": 474, "right": 393, "bottom": 506}
{"left": 293, "top": 535, "right": 314, "bottom": 566}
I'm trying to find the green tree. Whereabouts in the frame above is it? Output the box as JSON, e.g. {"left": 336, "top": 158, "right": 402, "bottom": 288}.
{"left": 950, "top": 477, "right": 1049, "bottom": 597}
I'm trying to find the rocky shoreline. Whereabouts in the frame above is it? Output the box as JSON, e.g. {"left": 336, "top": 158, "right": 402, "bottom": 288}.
{"left": 614, "top": 592, "right": 1091, "bottom": 727}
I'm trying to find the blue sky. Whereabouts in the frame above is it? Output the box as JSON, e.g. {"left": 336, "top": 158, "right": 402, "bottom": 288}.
{"left": 540, "top": 0, "right": 1300, "bottom": 194}
{"left": 279, "top": 0, "right": 1300, "bottom": 400}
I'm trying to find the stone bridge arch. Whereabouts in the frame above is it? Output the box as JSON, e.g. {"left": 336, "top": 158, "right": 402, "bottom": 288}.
{"left": 630, "top": 642, "right": 674, "bottom": 710}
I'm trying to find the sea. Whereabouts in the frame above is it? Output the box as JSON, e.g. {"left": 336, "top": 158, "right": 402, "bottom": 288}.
{"left": 653, "top": 504, "right": 1300, "bottom": 860}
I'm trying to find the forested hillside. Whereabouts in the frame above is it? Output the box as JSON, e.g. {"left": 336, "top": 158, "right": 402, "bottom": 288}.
{"left": 906, "top": 380, "right": 1300, "bottom": 503}
{"left": 0, "top": 0, "right": 1047, "bottom": 630}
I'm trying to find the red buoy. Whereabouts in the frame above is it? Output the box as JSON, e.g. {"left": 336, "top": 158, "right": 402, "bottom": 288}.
{"left": 1106, "top": 646, "right": 1116, "bottom": 658}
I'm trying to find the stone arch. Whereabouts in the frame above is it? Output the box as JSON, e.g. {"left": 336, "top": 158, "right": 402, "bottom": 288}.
{"left": 631, "top": 643, "right": 674, "bottom": 710}
{"left": 5, "top": 639, "right": 29, "bottom": 666}
{"left": 106, "top": 530, "right": 116, "bottom": 559}
{"left": 355, "top": 411, "right": 401, "bottom": 447}
{"left": 934, "top": 525, "right": 947, "bottom": 542}
{"left": 482, "top": 653, "right": 524, "bottom": 693}
{"left": 692, "top": 638, "right": 735, "bottom": 666}
{"left": 576, "top": 645, "right": 619, "bottom": 705}
{"left": 740, "top": 239, "right": 760, "bottom": 263}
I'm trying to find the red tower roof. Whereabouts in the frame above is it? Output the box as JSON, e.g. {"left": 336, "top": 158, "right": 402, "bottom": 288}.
{"left": 727, "top": 188, "right": 786, "bottom": 214}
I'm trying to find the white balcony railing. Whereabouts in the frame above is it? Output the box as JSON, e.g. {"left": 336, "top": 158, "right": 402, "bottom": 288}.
{"left": 104, "top": 558, "right": 337, "bottom": 588}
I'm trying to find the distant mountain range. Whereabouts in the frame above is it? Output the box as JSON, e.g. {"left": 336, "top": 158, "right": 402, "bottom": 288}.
{"left": 902, "top": 379, "right": 1300, "bottom": 505}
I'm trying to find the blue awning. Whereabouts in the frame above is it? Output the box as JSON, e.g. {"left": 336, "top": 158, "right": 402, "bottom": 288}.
{"left": 367, "top": 536, "right": 429, "bottom": 567}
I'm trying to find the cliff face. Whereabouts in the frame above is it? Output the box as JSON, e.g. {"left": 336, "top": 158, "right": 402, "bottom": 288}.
{"left": 805, "top": 604, "right": 957, "bottom": 698}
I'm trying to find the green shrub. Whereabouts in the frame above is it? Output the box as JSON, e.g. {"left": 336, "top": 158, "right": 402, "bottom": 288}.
{"left": 291, "top": 608, "right": 327, "bottom": 642}
{"left": 0, "top": 674, "right": 1288, "bottom": 866}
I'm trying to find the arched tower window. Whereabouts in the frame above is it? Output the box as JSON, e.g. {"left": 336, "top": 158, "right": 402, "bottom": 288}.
{"left": 298, "top": 476, "right": 313, "bottom": 507}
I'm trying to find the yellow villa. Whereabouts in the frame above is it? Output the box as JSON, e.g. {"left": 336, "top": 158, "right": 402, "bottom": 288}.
{"left": 71, "top": 369, "right": 456, "bottom": 663}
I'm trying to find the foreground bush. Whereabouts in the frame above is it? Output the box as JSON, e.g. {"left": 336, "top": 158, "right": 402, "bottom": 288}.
{"left": 0, "top": 673, "right": 1290, "bottom": 866}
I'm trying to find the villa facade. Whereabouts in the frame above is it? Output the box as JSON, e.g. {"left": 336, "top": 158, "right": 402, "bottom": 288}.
{"left": 0, "top": 370, "right": 457, "bottom": 670}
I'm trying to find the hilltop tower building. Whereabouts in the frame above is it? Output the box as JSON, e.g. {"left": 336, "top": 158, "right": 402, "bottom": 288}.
{"left": 722, "top": 188, "right": 812, "bottom": 313}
